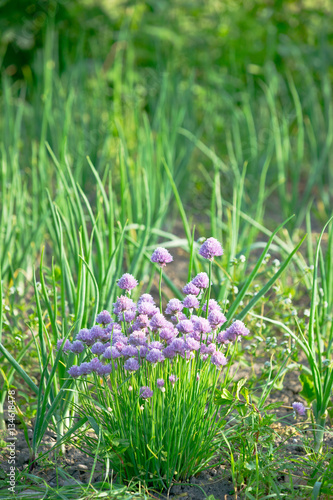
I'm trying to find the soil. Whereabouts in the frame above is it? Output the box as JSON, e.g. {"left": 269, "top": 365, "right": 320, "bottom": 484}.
{"left": 1, "top": 365, "right": 332, "bottom": 500}
{"left": 1, "top": 223, "right": 332, "bottom": 498}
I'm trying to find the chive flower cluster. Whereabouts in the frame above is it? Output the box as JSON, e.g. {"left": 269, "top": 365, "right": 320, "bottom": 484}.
{"left": 60, "top": 238, "right": 249, "bottom": 399}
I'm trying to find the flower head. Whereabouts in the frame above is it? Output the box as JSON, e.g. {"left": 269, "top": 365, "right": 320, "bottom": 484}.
{"left": 225, "top": 320, "right": 249, "bottom": 339}
{"left": 202, "top": 299, "right": 221, "bottom": 313}
{"left": 159, "top": 326, "right": 177, "bottom": 342}
{"left": 139, "top": 386, "right": 154, "bottom": 399}
{"left": 113, "top": 296, "right": 136, "bottom": 315}
{"left": 137, "top": 301, "right": 158, "bottom": 317}
{"left": 124, "top": 358, "right": 140, "bottom": 372}
{"left": 68, "top": 365, "right": 80, "bottom": 377}
{"left": 169, "top": 374, "right": 178, "bottom": 386}
{"left": 211, "top": 351, "right": 227, "bottom": 368}
{"left": 149, "top": 313, "right": 168, "bottom": 331}
{"left": 122, "top": 345, "right": 138, "bottom": 358}
{"left": 163, "top": 345, "right": 177, "bottom": 359}
{"left": 183, "top": 295, "right": 200, "bottom": 310}
{"left": 96, "top": 310, "right": 112, "bottom": 325}
{"left": 117, "top": 273, "right": 138, "bottom": 291}
{"left": 192, "top": 272, "right": 209, "bottom": 289}
{"left": 133, "top": 314, "right": 149, "bottom": 329}
{"left": 185, "top": 337, "right": 200, "bottom": 351}
{"left": 182, "top": 282, "right": 200, "bottom": 296}
{"left": 165, "top": 298, "right": 184, "bottom": 315}
{"left": 157, "top": 378, "right": 165, "bottom": 392}
{"left": 176, "top": 319, "right": 194, "bottom": 334}
{"left": 146, "top": 348, "right": 165, "bottom": 364}
{"left": 292, "top": 402, "right": 306, "bottom": 416}
{"left": 208, "top": 310, "right": 227, "bottom": 329}
{"left": 129, "top": 330, "right": 147, "bottom": 346}
{"left": 199, "top": 237, "right": 223, "bottom": 261}
{"left": 70, "top": 340, "right": 85, "bottom": 354}
{"left": 118, "top": 309, "right": 136, "bottom": 323}
{"left": 91, "top": 342, "right": 107, "bottom": 355}
{"left": 151, "top": 247, "right": 173, "bottom": 267}
{"left": 90, "top": 325, "right": 107, "bottom": 342}
{"left": 193, "top": 318, "right": 211, "bottom": 334}
{"left": 56, "top": 339, "right": 72, "bottom": 353}
{"left": 138, "top": 294, "right": 155, "bottom": 304}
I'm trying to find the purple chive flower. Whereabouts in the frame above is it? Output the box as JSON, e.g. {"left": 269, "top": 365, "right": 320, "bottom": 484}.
{"left": 151, "top": 247, "right": 173, "bottom": 267}
{"left": 176, "top": 319, "right": 194, "bottom": 334}
{"left": 56, "top": 339, "right": 72, "bottom": 352}
{"left": 138, "top": 301, "right": 159, "bottom": 317}
{"left": 216, "top": 330, "right": 230, "bottom": 344}
{"left": 200, "top": 343, "right": 217, "bottom": 355}
{"left": 91, "top": 342, "right": 107, "bottom": 355}
{"left": 122, "top": 345, "right": 138, "bottom": 358}
{"left": 192, "top": 272, "right": 209, "bottom": 289}
{"left": 146, "top": 348, "right": 165, "bottom": 363}
{"left": 163, "top": 345, "right": 177, "bottom": 359}
{"left": 139, "top": 386, "right": 154, "bottom": 399}
{"left": 199, "top": 237, "right": 223, "bottom": 261}
{"left": 78, "top": 362, "right": 93, "bottom": 376}
{"left": 183, "top": 295, "right": 200, "bottom": 310}
{"left": 118, "top": 309, "right": 136, "bottom": 323}
{"left": 157, "top": 378, "right": 165, "bottom": 392}
{"left": 139, "top": 345, "right": 148, "bottom": 357}
{"left": 89, "top": 358, "right": 103, "bottom": 373}
{"left": 129, "top": 330, "right": 147, "bottom": 346}
{"left": 149, "top": 341, "right": 164, "bottom": 350}
{"left": 150, "top": 313, "right": 168, "bottom": 331}
{"left": 90, "top": 325, "right": 106, "bottom": 341}
{"left": 117, "top": 273, "right": 138, "bottom": 291}
{"left": 70, "top": 340, "right": 85, "bottom": 354}
{"left": 165, "top": 298, "right": 184, "bottom": 315}
{"left": 103, "top": 346, "right": 122, "bottom": 359}
{"left": 194, "top": 318, "right": 212, "bottom": 334}
{"left": 208, "top": 310, "right": 227, "bottom": 329}
{"left": 292, "top": 402, "right": 306, "bottom": 416}
{"left": 96, "top": 310, "right": 112, "bottom": 325}
{"left": 124, "top": 358, "right": 140, "bottom": 371}
{"left": 105, "top": 323, "right": 122, "bottom": 337}
{"left": 138, "top": 294, "right": 155, "bottom": 304}
{"left": 68, "top": 365, "right": 80, "bottom": 377}
{"left": 225, "top": 320, "right": 249, "bottom": 339}
{"left": 170, "top": 338, "right": 186, "bottom": 352}
{"left": 169, "top": 374, "right": 178, "bottom": 386}
{"left": 185, "top": 337, "right": 200, "bottom": 351}
{"left": 133, "top": 314, "right": 149, "bottom": 329}
{"left": 113, "top": 296, "right": 136, "bottom": 315}
{"left": 171, "top": 312, "right": 187, "bottom": 324}
{"left": 76, "top": 328, "right": 91, "bottom": 343}
{"left": 159, "top": 326, "right": 177, "bottom": 342}
{"left": 202, "top": 299, "right": 221, "bottom": 313}
{"left": 96, "top": 363, "right": 113, "bottom": 376}
{"left": 211, "top": 351, "right": 227, "bottom": 368}
{"left": 114, "top": 340, "right": 127, "bottom": 352}
{"left": 182, "top": 282, "right": 200, "bottom": 296}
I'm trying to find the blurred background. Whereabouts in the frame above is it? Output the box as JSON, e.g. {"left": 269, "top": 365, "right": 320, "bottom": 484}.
{"left": 0, "top": 0, "right": 333, "bottom": 287}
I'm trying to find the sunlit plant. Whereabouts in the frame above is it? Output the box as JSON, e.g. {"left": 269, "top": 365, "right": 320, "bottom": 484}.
{"left": 60, "top": 238, "right": 250, "bottom": 489}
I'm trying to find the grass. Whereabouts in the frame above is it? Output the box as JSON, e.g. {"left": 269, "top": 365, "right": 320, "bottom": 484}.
{"left": 0, "top": 2, "right": 333, "bottom": 498}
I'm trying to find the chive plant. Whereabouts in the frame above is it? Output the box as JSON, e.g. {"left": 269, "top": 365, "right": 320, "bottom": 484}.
{"left": 62, "top": 238, "right": 242, "bottom": 489}
{"left": 254, "top": 216, "right": 333, "bottom": 452}
{"left": 58, "top": 232, "right": 305, "bottom": 489}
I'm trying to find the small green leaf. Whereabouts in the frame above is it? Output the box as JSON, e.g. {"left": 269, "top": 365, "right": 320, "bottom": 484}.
{"left": 245, "top": 461, "right": 257, "bottom": 471}
{"left": 214, "top": 388, "right": 234, "bottom": 405}
{"left": 264, "top": 402, "right": 283, "bottom": 411}
{"left": 299, "top": 373, "right": 316, "bottom": 404}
